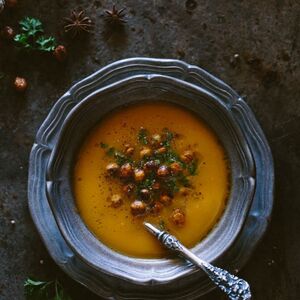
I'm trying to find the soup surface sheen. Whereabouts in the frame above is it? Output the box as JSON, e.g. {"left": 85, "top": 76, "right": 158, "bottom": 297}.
{"left": 74, "top": 102, "right": 229, "bottom": 258}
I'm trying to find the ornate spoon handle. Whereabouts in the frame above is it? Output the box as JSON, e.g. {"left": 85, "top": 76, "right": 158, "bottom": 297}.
{"left": 144, "top": 223, "right": 251, "bottom": 300}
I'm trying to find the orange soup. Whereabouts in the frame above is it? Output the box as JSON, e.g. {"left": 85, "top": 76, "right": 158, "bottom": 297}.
{"left": 73, "top": 102, "right": 230, "bottom": 258}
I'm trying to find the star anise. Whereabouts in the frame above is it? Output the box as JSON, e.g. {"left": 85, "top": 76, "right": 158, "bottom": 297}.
{"left": 64, "top": 9, "right": 93, "bottom": 37}
{"left": 104, "top": 5, "right": 126, "bottom": 26}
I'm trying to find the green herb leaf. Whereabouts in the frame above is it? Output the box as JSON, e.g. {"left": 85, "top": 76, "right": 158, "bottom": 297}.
{"left": 162, "top": 128, "right": 174, "bottom": 148}
{"left": 187, "top": 160, "right": 198, "bottom": 175}
{"left": 162, "top": 177, "right": 179, "bottom": 194}
{"left": 114, "top": 151, "right": 132, "bottom": 165}
{"left": 159, "top": 220, "right": 166, "bottom": 230}
{"left": 138, "top": 128, "right": 148, "bottom": 145}
{"left": 24, "top": 278, "right": 72, "bottom": 300}
{"left": 104, "top": 147, "right": 132, "bottom": 164}
{"left": 177, "top": 174, "right": 191, "bottom": 187}
{"left": 53, "top": 281, "right": 72, "bottom": 300}
{"left": 25, "top": 279, "right": 48, "bottom": 287}
{"left": 36, "top": 36, "right": 57, "bottom": 52}
{"left": 19, "top": 17, "right": 44, "bottom": 36}
{"left": 15, "top": 17, "right": 57, "bottom": 52}
{"left": 106, "top": 147, "right": 115, "bottom": 156}
{"left": 14, "top": 33, "right": 32, "bottom": 48}
{"left": 24, "top": 278, "right": 52, "bottom": 299}
{"left": 155, "top": 150, "right": 180, "bottom": 165}
{"left": 100, "top": 142, "right": 108, "bottom": 149}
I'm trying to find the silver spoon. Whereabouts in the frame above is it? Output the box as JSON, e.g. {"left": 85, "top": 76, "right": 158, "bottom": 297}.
{"left": 144, "top": 222, "right": 252, "bottom": 300}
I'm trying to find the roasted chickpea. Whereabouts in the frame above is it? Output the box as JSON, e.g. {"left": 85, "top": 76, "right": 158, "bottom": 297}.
{"left": 170, "top": 162, "right": 183, "bottom": 174}
{"left": 155, "top": 147, "right": 167, "bottom": 155}
{"left": 151, "top": 201, "right": 163, "bottom": 214}
{"left": 151, "top": 133, "right": 162, "bottom": 145}
{"left": 110, "top": 194, "right": 123, "bottom": 208}
{"left": 157, "top": 165, "right": 170, "bottom": 177}
{"left": 170, "top": 208, "right": 185, "bottom": 226}
{"left": 140, "top": 188, "right": 150, "bottom": 200}
{"left": 106, "top": 162, "right": 119, "bottom": 175}
{"left": 152, "top": 181, "right": 160, "bottom": 190}
{"left": 130, "top": 200, "right": 146, "bottom": 216}
{"left": 159, "top": 194, "right": 173, "bottom": 206}
{"left": 123, "top": 183, "right": 135, "bottom": 195}
{"left": 124, "top": 144, "right": 135, "bottom": 156}
{"left": 119, "top": 163, "right": 133, "bottom": 178}
{"left": 134, "top": 168, "right": 145, "bottom": 182}
{"left": 180, "top": 150, "right": 194, "bottom": 163}
{"left": 143, "top": 160, "right": 159, "bottom": 172}
{"left": 53, "top": 45, "right": 67, "bottom": 62}
{"left": 140, "top": 147, "right": 152, "bottom": 158}
{"left": 125, "top": 147, "right": 134, "bottom": 156}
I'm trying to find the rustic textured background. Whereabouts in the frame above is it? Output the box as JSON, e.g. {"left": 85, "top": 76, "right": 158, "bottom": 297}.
{"left": 0, "top": 0, "right": 299, "bottom": 299}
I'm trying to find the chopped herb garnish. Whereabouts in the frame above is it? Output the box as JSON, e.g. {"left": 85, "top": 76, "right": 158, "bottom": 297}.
{"left": 24, "top": 278, "right": 72, "bottom": 300}
{"left": 100, "top": 142, "right": 108, "bottom": 149}
{"left": 114, "top": 150, "right": 132, "bottom": 165}
{"left": 163, "top": 176, "right": 180, "bottom": 195}
{"left": 137, "top": 179, "right": 154, "bottom": 192}
{"left": 101, "top": 128, "right": 199, "bottom": 224}
{"left": 162, "top": 128, "right": 174, "bottom": 148}
{"left": 177, "top": 174, "right": 191, "bottom": 187}
{"left": 106, "top": 147, "right": 115, "bottom": 156}
{"left": 159, "top": 220, "right": 166, "bottom": 230}
{"left": 187, "top": 160, "right": 198, "bottom": 175}
{"left": 157, "top": 150, "right": 181, "bottom": 164}
{"left": 138, "top": 127, "right": 149, "bottom": 145}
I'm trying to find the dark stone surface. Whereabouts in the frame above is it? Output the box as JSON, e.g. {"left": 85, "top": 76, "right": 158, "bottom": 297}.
{"left": 0, "top": 0, "right": 299, "bottom": 299}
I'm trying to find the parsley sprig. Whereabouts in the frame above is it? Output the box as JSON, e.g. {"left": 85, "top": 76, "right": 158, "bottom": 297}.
{"left": 24, "top": 278, "right": 72, "bottom": 300}
{"left": 14, "top": 17, "right": 57, "bottom": 52}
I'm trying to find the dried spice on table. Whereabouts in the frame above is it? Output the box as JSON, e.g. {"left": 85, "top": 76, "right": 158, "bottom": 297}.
{"left": 5, "top": 0, "right": 18, "bottom": 8}
{"left": 1, "top": 26, "right": 15, "bottom": 40}
{"left": 64, "top": 9, "right": 94, "bottom": 37}
{"left": 104, "top": 5, "right": 127, "bottom": 26}
{"left": 14, "top": 76, "right": 28, "bottom": 92}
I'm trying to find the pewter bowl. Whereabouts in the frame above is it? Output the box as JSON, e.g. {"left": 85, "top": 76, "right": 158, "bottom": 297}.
{"left": 28, "top": 58, "right": 274, "bottom": 299}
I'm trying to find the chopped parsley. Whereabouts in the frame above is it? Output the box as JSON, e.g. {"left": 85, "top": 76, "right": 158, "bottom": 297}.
{"left": 187, "top": 160, "right": 198, "bottom": 175}
{"left": 159, "top": 220, "right": 166, "bottom": 230}
{"left": 114, "top": 150, "right": 133, "bottom": 165}
{"left": 100, "top": 142, "right": 108, "bottom": 149}
{"left": 106, "top": 147, "right": 115, "bottom": 156}
{"left": 100, "top": 127, "right": 199, "bottom": 221}
{"left": 161, "top": 128, "right": 174, "bottom": 148}
{"left": 138, "top": 127, "right": 149, "bottom": 145}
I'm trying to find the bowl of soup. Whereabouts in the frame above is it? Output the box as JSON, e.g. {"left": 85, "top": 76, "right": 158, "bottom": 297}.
{"left": 73, "top": 102, "right": 231, "bottom": 258}
{"left": 35, "top": 58, "right": 273, "bottom": 299}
